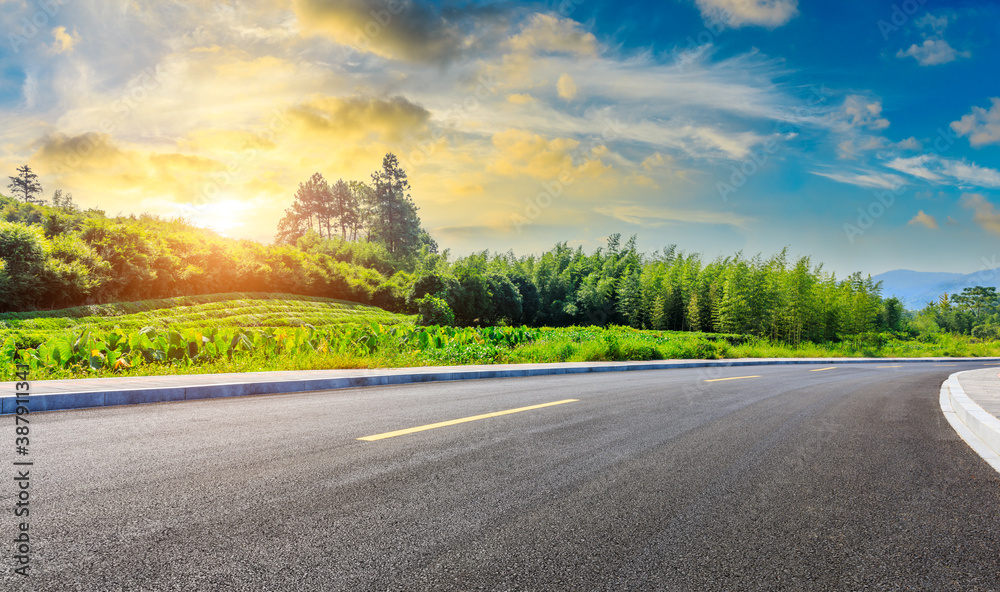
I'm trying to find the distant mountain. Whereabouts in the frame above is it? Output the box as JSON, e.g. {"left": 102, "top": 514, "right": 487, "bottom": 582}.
{"left": 872, "top": 268, "right": 1000, "bottom": 310}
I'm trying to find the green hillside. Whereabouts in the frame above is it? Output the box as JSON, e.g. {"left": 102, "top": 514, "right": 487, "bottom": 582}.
{"left": 0, "top": 292, "right": 415, "bottom": 349}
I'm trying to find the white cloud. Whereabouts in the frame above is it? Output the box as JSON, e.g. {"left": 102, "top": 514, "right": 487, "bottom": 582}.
{"left": 951, "top": 98, "right": 1000, "bottom": 147}
{"left": 811, "top": 170, "right": 906, "bottom": 189}
{"left": 885, "top": 155, "right": 943, "bottom": 183}
{"left": 895, "top": 14, "right": 970, "bottom": 66}
{"left": 836, "top": 135, "right": 920, "bottom": 160}
{"left": 464, "top": 49, "right": 813, "bottom": 161}
{"left": 882, "top": 154, "right": 1000, "bottom": 189}
{"left": 940, "top": 159, "right": 1000, "bottom": 189}
{"left": 842, "top": 95, "right": 889, "bottom": 130}
{"left": 896, "top": 38, "right": 970, "bottom": 66}
{"left": 915, "top": 13, "right": 949, "bottom": 35}
{"left": 693, "top": 0, "right": 799, "bottom": 29}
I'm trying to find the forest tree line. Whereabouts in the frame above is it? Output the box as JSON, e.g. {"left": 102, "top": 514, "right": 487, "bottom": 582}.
{"left": 3, "top": 157, "right": 999, "bottom": 343}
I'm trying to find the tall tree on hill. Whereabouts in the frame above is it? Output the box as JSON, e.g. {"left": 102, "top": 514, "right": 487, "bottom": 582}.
{"left": 330, "top": 178, "right": 356, "bottom": 240}
{"left": 7, "top": 165, "right": 43, "bottom": 204}
{"left": 301, "top": 173, "right": 335, "bottom": 239}
{"left": 274, "top": 206, "right": 309, "bottom": 244}
{"left": 276, "top": 172, "right": 335, "bottom": 241}
{"left": 370, "top": 153, "right": 421, "bottom": 256}
{"left": 349, "top": 180, "right": 375, "bottom": 242}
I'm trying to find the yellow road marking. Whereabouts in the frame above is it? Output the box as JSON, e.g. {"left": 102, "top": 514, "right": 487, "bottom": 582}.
{"left": 810, "top": 367, "right": 837, "bottom": 372}
{"left": 704, "top": 375, "right": 761, "bottom": 382}
{"left": 877, "top": 365, "right": 902, "bottom": 368}
{"left": 983, "top": 363, "right": 1000, "bottom": 365}
{"left": 357, "top": 399, "right": 579, "bottom": 441}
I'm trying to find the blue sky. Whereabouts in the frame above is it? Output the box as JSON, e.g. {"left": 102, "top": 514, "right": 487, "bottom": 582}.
{"left": 1, "top": 0, "right": 999, "bottom": 276}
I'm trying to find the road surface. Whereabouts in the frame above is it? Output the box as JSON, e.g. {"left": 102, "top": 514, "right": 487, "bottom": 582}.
{"left": 4, "top": 362, "right": 1000, "bottom": 591}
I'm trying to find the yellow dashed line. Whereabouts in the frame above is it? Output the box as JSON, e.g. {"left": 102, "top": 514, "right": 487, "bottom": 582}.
{"left": 810, "top": 367, "right": 837, "bottom": 372}
{"left": 704, "top": 375, "right": 761, "bottom": 383}
{"left": 357, "top": 399, "right": 579, "bottom": 441}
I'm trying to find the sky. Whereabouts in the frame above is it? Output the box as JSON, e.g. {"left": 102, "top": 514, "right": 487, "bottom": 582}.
{"left": 1, "top": 0, "right": 999, "bottom": 276}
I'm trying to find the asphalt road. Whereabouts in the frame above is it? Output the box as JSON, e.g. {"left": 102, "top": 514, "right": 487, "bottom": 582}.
{"left": 4, "top": 362, "right": 1000, "bottom": 591}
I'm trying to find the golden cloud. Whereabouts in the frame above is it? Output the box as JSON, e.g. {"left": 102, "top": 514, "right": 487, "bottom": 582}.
{"left": 508, "top": 14, "right": 597, "bottom": 56}
{"left": 33, "top": 133, "right": 133, "bottom": 174}
{"left": 907, "top": 210, "right": 939, "bottom": 230}
{"left": 50, "top": 26, "right": 79, "bottom": 53}
{"left": 507, "top": 93, "right": 535, "bottom": 104}
{"left": 179, "top": 129, "right": 278, "bottom": 154}
{"left": 489, "top": 129, "right": 578, "bottom": 179}
{"left": 557, "top": 73, "right": 577, "bottom": 100}
{"left": 961, "top": 193, "right": 1000, "bottom": 235}
{"left": 287, "top": 95, "right": 430, "bottom": 143}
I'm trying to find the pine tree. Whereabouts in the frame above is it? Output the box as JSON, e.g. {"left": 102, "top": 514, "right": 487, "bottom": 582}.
{"left": 330, "top": 179, "right": 356, "bottom": 240}
{"left": 7, "top": 165, "right": 43, "bottom": 204}
{"left": 370, "top": 153, "right": 422, "bottom": 255}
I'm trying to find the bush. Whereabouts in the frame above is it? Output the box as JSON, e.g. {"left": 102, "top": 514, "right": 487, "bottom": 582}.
{"left": 972, "top": 324, "right": 1000, "bottom": 341}
{"left": 0, "top": 222, "right": 49, "bottom": 312}
{"left": 416, "top": 295, "right": 455, "bottom": 327}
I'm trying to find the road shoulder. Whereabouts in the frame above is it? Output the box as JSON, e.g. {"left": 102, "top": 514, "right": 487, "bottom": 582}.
{"left": 943, "top": 369, "right": 1000, "bottom": 473}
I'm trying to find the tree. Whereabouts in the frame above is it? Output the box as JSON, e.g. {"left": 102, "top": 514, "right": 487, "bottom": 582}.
{"left": 274, "top": 208, "right": 309, "bottom": 245}
{"left": 7, "top": 165, "right": 43, "bottom": 204}
{"left": 276, "top": 173, "right": 335, "bottom": 241}
{"left": 329, "top": 179, "right": 356, "bottom": 240}
{"left": 51, "top": 189, "right": 77, "bottom": 211}
{"left": 0, "top": 221, "right": 48, "bottom": 311}
{"left": 882, "top": 297, "right": 904, "bottom": 331}
{"left": 349, "top": 180, "right": 375, "bottom": 241}
{"left": 370, "top": 153, "right": 422, "bottom": 256}
{"left": 952, "top": 286, "right": 998, "bottom": 320}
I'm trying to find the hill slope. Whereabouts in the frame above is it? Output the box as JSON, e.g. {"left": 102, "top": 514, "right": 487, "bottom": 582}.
{"left": 0, "top": 292, "right": 415, "bottom": 348}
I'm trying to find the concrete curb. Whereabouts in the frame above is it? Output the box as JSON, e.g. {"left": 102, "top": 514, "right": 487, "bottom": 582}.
{"left": 940, "top": 371, "right": 1000, "bottom": 474}
{"left": 3, "top": 356, "right": 998, "bottom": 415}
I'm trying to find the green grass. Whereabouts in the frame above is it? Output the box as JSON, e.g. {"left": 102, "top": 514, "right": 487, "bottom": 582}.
{"left": 0, "top": 292, "right": 416, "bottom": 349}
{"left": 506, "top": 326, "right": 1000, "bottom": 364}
{"left": 2, "top": 295, "right": 997, "bottom": 382}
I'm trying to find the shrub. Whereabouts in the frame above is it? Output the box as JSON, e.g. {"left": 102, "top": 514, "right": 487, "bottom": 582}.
{"left": 416, "top": 295, "right": 455, "bottom": 327}
{"left": 972, "top": 324, "right": 1000, "bottom": 341}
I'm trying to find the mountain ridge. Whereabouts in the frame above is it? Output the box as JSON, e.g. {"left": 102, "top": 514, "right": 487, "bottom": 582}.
{"left": 872, "top": 268, "right": 1000, "bottom": 310}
